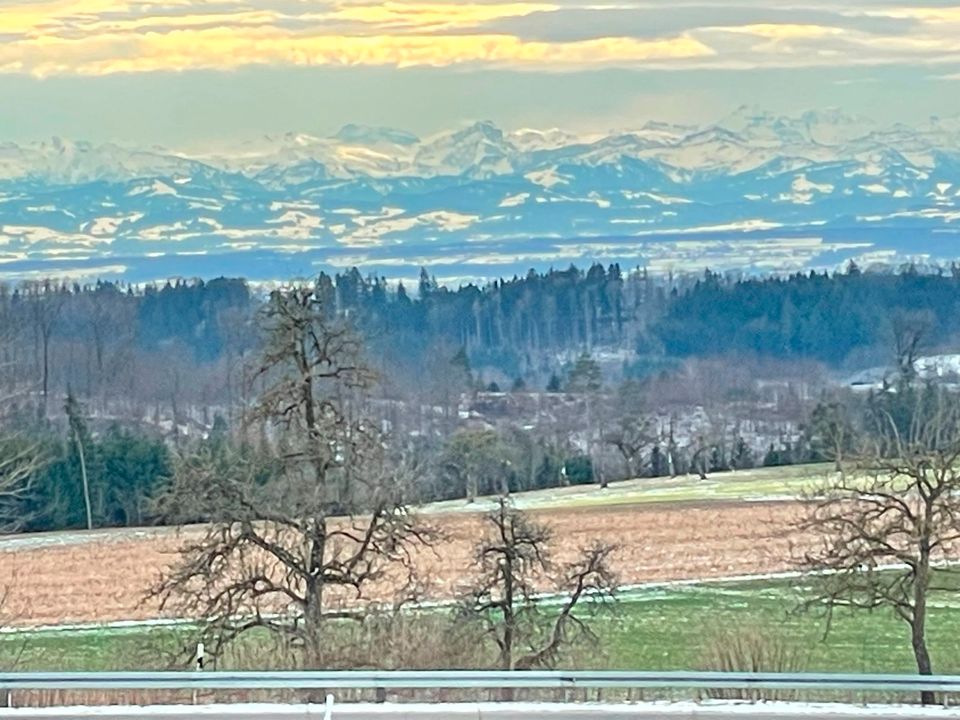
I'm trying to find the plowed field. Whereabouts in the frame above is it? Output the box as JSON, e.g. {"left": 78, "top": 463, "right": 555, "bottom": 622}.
{"left": 0, "top": 500, "right": 807, "bottom": 627}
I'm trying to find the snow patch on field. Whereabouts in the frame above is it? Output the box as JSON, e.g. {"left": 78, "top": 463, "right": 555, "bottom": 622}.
{"left": 499, "top": 193, "right": 529, "bottom": 208}
{"left": 1, "top": 225, "right": 106, "bottom": 246}
{"left": 269, "top": 200, "right": 320, "bottom": 212}
{"left": 419, "top": 210, "right": 479, "bottom": 231}
{"left": 781, "top": 175, "right": 834, "bottom": 204}
{"left": 86, "top": 213, "right": 144, "bottom": 236}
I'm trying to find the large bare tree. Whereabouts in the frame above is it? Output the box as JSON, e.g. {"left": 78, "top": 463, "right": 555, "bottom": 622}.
{"left": 459, "top": 498, "right": 618, "bottom": 673}
{"left": 152, "top": 284, "right": 433, "bottom": 667}
{"left": 797, "top": 388, "right": 960, "bottom": 704}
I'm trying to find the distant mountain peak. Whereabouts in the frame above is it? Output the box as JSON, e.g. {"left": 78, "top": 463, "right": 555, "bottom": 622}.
{"left": 452, "top": 120, "right": 504, "bottom": 142}
{"left": 333, "top": 124, "right": 419, "bottom": 146}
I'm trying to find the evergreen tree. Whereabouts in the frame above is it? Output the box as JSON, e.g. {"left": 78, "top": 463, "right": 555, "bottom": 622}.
{"left": 567, "top": 353, "right": 602, "bottom": 393}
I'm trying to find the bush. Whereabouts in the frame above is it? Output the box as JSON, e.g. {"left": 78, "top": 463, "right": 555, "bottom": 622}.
{"left": 697, "top": 623, "right": 808, "bottom": 700}
{"left": 563, "top": 455, "right": 593, "bottom": 484}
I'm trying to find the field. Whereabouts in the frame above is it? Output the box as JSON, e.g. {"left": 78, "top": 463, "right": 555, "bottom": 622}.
{"left": 5, "top": 576, "right": 960, "bottom": 675}
{"left": 6, "top": 462, "right": 955, "bottom": 678}
{"left": 426, "top": 463, "right": 831, "bottom": 513}
{"left": 0, "top": 498, "right": 812, "bottom": 627}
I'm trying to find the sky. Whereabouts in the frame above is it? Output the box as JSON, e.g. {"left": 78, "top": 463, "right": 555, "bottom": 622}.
{"left": 4, "top": 0, "right": 960, "bottom": 147}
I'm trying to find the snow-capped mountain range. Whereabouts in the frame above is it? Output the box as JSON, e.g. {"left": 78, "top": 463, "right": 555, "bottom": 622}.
{"left": 3, "top": 107, "right": 960, "bottom": 283}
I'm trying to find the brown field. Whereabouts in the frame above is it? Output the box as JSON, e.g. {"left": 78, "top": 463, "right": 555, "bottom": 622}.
{"left": 0, "top": 499, "right": 809, "bottom": 628}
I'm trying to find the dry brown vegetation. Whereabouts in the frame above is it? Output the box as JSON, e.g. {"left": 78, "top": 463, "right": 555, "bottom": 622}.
{"left": 0, "top": 499, "right": 806, "bottom": 628}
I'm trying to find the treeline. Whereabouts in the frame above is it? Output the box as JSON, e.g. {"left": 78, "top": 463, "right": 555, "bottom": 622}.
{"left": 10, "top": 263, "right": 960, "bottom": 421}
{"left": 309, "top": 262, "right": 960, "bottom": 375}
{"left": 655, "top": 264, "right": 960, "bottom": 365}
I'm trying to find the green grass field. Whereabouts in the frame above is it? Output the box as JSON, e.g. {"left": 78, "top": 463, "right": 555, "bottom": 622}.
{"left": 5, "top": 576, "right": 959, "bottom": 675}
{"left": 601, "top": 578, "right": 960, "bottom": 674}
{"left": 425, "top": 463, "right": 834, "bottom": 514}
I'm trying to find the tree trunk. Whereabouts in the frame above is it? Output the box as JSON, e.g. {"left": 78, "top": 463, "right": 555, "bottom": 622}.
{"left": 75, "top": 434, "right": 93, "bottom": 531}
{"left": 302, "top": 517, "right": 327, "bottom": 669}
{"left": 41, "top": 334, "right": 50, "bottom": 419}
{"left": 913, "top": 548, "right": 935, "bottom": 705}
{"left": 500, "top": 560, "right": 515, "bottom": 701}
{"left": 912, "top": 620, "right": 935, "bottom": 705}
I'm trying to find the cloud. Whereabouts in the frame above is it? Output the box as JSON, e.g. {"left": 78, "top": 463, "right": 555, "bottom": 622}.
{"left": 3, "top": 0, "right": 960, "bottom": 76}
{"left": 471, "top": 6, "right": 915, "bottom": 43}
{"left": 0, "top": 27, "right": 714, "bottom": 76}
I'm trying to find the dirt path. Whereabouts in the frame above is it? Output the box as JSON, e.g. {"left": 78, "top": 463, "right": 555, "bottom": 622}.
{"left": 0, "top": 501, "right": 806, "bottom": 628}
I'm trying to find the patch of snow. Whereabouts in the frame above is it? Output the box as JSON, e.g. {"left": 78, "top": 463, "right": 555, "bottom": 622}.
{"left": 86, "top": 213, "right": 144, "bottom": 236}
{"left": 269, "top": 200, "right": 319, "bottom": 212}
{"left": 150, "top": 180, "right": 177, "bottom": 196}
{"left": 792, "top": 174, "right": 833, "bottom": 194}
{"left": 524, "top": 167, "right": 568, "bottom": 188}
{"left": 499, "top": 193, "right": 529, "bottom": 208}
{"left": 418, "top": 210, "right": 479, "bottom": 231}
{"left": 267, "top": 210, "right": 323, "bottom": 229}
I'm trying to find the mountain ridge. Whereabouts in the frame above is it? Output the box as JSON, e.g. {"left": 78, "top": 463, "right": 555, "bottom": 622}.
{"left": 3, "top": 109, "right": 960, "bottom": 282}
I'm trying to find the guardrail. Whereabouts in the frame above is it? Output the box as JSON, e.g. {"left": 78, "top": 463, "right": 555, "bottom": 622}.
{"left": 1, "top": 671, "right": 959, "bottom": 694}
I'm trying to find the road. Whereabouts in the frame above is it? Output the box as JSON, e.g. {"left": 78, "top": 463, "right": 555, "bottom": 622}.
{"left": 6, "top": 702, "right": 960, "bottom": 720}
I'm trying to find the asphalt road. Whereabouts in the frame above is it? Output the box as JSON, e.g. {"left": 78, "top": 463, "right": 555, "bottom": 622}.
{"left": 6, "top": 702, "right": 960, "bottom": 720}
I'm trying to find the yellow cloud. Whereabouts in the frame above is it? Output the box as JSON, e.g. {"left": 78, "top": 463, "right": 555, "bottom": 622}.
{"left": 0, "top": 0, "right": 126, "bottom": 35}
{"left": 864, "top": 7, "right": 960, "bottom": 22}
{"left": 9, "top": 0, "right": 948, "bottom": 77}
{"left": 62, "top": 10, "right": 285, "bottom": 36}
{"left": 0, "top": 26, "right": 714, "bottom": 76}
{"left": 329, "top": 2, "right": 559, "bottom": 31}
{"left": 715, "top": 24, "right": 844, "bottom": 40}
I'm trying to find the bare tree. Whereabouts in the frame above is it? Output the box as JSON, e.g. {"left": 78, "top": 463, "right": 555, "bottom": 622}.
{"left": 459, "top": 498, "right": 618, "bottom": 674}
{"left": 81, "top": 284, "right": 137, "bottom": 410}
{"left": 805, "top": 399, "right": 858, "bottom": 475}
{"left": 890, "top": 309, "right": 933, "bottom": 386}
{"left": 440, "top": 429, "right": 512, "bottom": 502}
{"left": 0, "top": 434, "right": 44, "bottom": 534}
{"left": 603, "top": 380, "right": 656, "bottom": 480}
{"left": 604, "top": 416, "right": 656, "bottom": 480}
{"left": 151, "top": 284, "right": 434, "bottom": 667}
{"left": 0, "top": 576, "right": 29, "bottom": 707}
{"left": 797, "top": 388, "right": 960, "bottom": 704}
{"left": 20, "top": 281, "right": 66, "bottom": 419}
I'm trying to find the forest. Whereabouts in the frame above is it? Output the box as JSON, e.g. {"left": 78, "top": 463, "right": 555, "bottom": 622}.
{"left": 1, "top": 261, "right": 959, "bottom": 535}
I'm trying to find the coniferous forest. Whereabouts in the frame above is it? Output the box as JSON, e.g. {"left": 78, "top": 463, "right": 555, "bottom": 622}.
{"left": 3, "top": 261, "right": 960, "bottom": 534}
